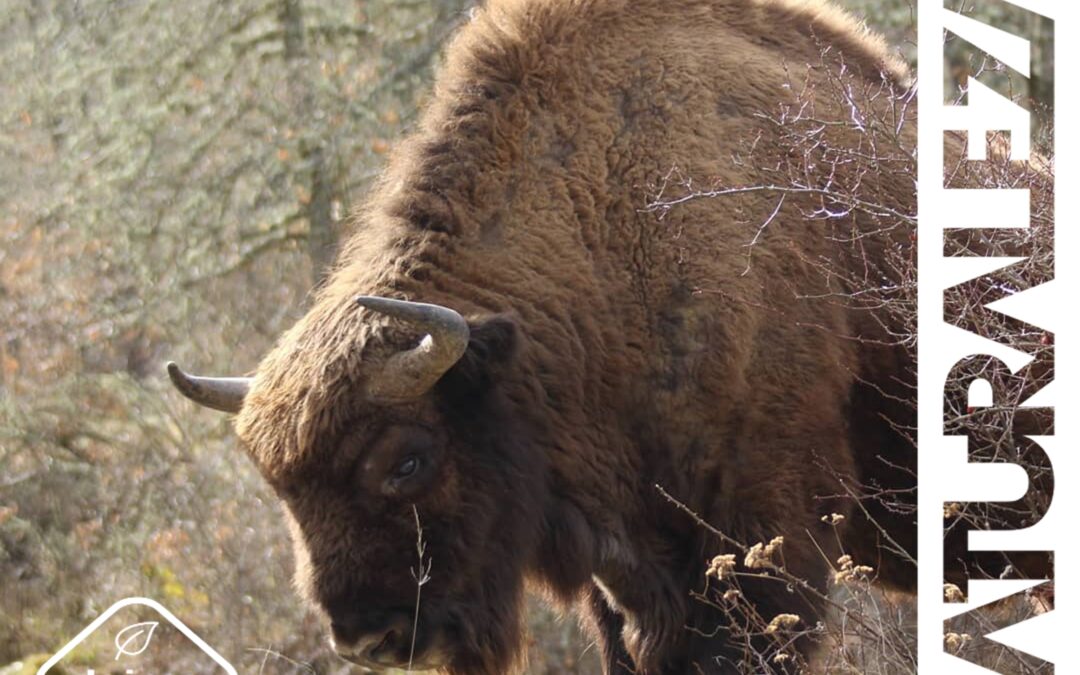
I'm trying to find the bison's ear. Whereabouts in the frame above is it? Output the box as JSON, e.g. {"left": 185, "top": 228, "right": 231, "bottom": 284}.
{"left": 438, "top": 314, "right": 518, "bottom": 397}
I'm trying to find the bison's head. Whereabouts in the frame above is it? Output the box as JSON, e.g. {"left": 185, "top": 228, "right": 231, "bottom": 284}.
{"left": 169, "top": 297, "right": 548, "bottom": 674}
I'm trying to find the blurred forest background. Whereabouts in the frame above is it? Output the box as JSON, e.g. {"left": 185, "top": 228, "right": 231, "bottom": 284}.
{"left": 0, "top": 0, "right": 1050, "bottom": 673}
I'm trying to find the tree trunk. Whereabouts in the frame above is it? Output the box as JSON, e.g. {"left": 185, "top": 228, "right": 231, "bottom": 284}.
{"left": 280, "top": 0, "right": 339, "bottom": 285}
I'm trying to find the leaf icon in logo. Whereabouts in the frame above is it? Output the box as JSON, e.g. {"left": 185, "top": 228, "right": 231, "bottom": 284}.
{"left": 114, "top": 621, "right": 159, "bottom": 660}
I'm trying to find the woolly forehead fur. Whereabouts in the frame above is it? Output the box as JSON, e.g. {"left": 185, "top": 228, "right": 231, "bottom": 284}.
{"left": 234, "top": 0, "right": 909, "bottom": 479}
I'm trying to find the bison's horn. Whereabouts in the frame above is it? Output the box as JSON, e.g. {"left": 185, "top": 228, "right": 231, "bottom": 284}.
{"left": 356, "top": 295, "right": 470, "bottom": 400}
{"left": 166, "top": 362, "right": 251, "bottom": 414}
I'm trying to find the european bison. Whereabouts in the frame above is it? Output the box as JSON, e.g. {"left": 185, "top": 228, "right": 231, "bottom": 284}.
{"left": 168, "top": 0, "right": 918, "bottom": 672}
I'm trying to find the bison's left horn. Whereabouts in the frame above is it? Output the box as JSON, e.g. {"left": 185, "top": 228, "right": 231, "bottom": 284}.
{"left": 166, "top": 362, "right": 251, "bottom": 414}
{"left": 356, "top": 295, "right": 470, "bottom": 400}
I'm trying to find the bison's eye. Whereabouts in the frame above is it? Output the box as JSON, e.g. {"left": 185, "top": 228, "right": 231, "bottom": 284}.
{"left": 365, "top": 427, "right": 441, "bottom": 498}
{"left": 392, "top": 456, "right": 420, "bottom": 479}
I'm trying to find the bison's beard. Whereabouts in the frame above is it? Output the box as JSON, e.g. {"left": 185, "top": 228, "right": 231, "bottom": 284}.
{"left": 428, "top": 371, "right": 550, "bottom": 674}
{"left": 425, "top": 514, "right": 535, "bottom": 675}
{"left": 435, "top": 590, "right": 529, "bottom": 675}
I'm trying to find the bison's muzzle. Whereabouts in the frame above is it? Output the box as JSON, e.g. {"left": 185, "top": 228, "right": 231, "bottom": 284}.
{"left": 329, "top": 606, "right": 449, "bottom": 671}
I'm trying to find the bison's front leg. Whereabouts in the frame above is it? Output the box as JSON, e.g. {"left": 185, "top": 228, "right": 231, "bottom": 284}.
{"left": 584, "top": 584, "right": 638, "bottom": 674}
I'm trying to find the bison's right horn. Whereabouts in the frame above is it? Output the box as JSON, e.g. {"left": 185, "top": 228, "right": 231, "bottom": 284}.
{"left": 356, "top": 296, "right": 470, "bottom": 401}
{"left": 166, "top": 362, "right": 251, "bottom": 414}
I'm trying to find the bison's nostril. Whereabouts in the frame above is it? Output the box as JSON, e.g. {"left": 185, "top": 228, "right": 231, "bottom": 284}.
{"left": 371, "top": 627, "right": 401, "bottom": 656}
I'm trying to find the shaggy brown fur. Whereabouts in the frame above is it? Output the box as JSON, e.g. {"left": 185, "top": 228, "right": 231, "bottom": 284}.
{"left": 231, "top": 1, "right": 916, "bottom": 672}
